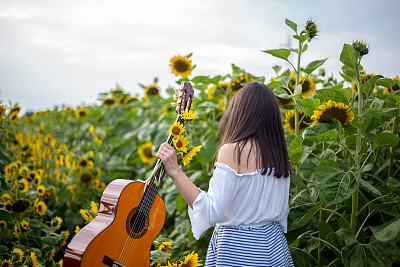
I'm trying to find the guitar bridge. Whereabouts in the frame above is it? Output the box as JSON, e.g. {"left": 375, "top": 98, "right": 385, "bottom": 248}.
{"left": 102, "top": 255, "right": 126, "bottom": 267}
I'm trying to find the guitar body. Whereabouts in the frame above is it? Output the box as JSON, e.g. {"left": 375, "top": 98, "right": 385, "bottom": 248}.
{"left": 64, "top": 179, "right": 165, "bottom": 267}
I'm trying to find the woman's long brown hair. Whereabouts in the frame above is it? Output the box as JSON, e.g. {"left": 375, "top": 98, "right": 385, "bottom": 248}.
{"left": 215, "top": 82, "right": 291, "bottom": 178}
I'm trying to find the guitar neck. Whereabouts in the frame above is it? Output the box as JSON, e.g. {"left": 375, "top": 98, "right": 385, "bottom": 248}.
{"left": 148, "top": 114, "right": 184, "bottom": 189}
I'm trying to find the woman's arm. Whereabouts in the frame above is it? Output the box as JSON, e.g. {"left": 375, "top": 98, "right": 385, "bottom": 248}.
{"left": 156, "top": 142, "right": 200, "bottom": 209}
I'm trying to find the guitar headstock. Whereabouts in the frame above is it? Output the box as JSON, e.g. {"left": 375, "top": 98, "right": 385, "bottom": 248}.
{"left": 174, "top": 81, "right": 194, "bottom": 115}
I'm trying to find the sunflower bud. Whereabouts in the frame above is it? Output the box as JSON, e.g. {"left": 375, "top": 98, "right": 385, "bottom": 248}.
{"left": 352, "top": 40, "right": 369, "bottom": 57}
{"left": 305, "top": 19, "right": 318, "bottom": 40}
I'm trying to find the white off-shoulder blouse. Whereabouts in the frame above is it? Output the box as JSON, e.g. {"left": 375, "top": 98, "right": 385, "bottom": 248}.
{"left": 188, "top": 162, "right": 290, "bottom": 240}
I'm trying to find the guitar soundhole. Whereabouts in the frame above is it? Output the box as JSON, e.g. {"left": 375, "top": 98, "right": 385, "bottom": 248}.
{"left": 126, "top": 206, "right": 149, "bottom": 239}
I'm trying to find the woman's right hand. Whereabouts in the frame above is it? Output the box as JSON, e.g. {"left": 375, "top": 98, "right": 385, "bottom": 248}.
{"left": 156, "top": 142, "right": 182, "bottom": 179}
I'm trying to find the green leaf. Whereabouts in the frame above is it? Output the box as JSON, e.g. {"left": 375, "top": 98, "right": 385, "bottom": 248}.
{"left": 298, "top": 161, "right": 316, "bottom": 182}
{"left": 288, "top": 135, "right": 303, "bottom": 154}
{"left": 293, "top": 84, "right": 302, "bottom": 96}
{"left": 373, "top": 132, "right": 399, "bottom": 147}
{"left": 303, "top": 58, "right": 328, "bottom": 75}
{"left": 342, "top": 243, "right": 386, "bottom": 267}
{"left": 273, "top": 88, "right": 298, "bottom": 99}
{"left": 302, "top": 122, "right": 340, "bottom": 142}
{"left": 351, "top": 108, "right": 399, "bottom": 133}
{"left": 290, "top": 172, "right": 305, "bottom": 190}
{"left": 262, "top": 49, "right": 291, "bottom": 62}
{"left": 290, "top": 187, "right": 319, "bottom": 209}
{"left": 0, "top": 209, "right": 10, "bottom": 221}
{"left": 285, "top": 18, "right": 297, "bottom": 33}
{"left": 339, "top": 43, "right": 359, "bottom": 71}
{"left": 41, "top": 236, "right": 57, "bottom": 246}
{"left": 388, "top": 177, "right": 400, "bottom": 195}
{"left": 272, "top": 65, "right": 282, "bottom": 75}
{"left": 314, "top": 160, "right": 358, "bottom": 206}
{"left": 370, "top": 216, "right": 400, "bottom": 242}
{"left": 314, "top": 87, "right": 353, "bottom": 104}
{"left": 361, "top": 75, "right": 382, "bottom": 97}
{"left": 298, "top": 98, "right": 320, "bottom": 117}
{"left": 150, "top": 250, "right": 167, "bottom": 261}
{"left": 359, "top": 178, "right": 382, "bottom": 197}
{"left": 289, "top": 201, "right": 323, "bottom": 230}
{"left": 267, "top": 80, "right": 283, "bottom": 90}
{"left": 376, "top": 78, "right": 395, "bottom": 88}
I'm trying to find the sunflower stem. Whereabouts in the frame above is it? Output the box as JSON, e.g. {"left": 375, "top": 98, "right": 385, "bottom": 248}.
{"left": 388, "top": 116, "right": 396, "bottom": 180}
{"left": 294, "top": 39, "right": 303, "bottom": 136}
{"left": 350, "top": 61, "right": 363, "bottom": 234}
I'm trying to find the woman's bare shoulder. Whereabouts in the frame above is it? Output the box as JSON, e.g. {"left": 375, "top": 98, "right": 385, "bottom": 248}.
{"left": 217, "top": 143, "right": 239, "bottom": 172}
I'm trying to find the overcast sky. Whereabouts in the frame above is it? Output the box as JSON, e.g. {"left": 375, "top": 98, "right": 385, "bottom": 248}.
{"left": 1, "top": 0, "right": 399, "bottom": 113}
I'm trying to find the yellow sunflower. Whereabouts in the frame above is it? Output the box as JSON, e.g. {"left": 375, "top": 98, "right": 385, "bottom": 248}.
{"left": 182, "top": 110, "right": 198, "bottom": 121}
{"left": 18, "top": 179, "right": 29, "bottom": 194}
{"left": 182, "top": 145, "right": 202, "bottom": 166}
{"left": 37, "top": 185, "right": 46, "bottom": 196}
{"left": 10, "top": 104, "right": 21, "bottom": 114}
{"left": 9, "top": 111, "right": 19, "bottom": 123}
{"left": 75, "top": 225, "right": 80, "bottom": 233}
{"left": 158, "top": 241, "right": 173, "bottom": 261}
{"left": 45, "top": 134, "right": 53, "bottom": 143}
{"left": 123, "top": 96, "right": 138, "bottom": 105}
{"left": 102, "top": 97, "right": 116, "bottom": 107}
{"left": 75, "top": 107, "right": 89, "bottom": 119}
{"left": 36, "top": 200, "right": 47, "bottom": 216}
{"left": 97, "top": 182, "right": 106, "bottom": 192}
{"left": 169, "top": 55, "right": 194, "bottom": 78}
{"left": 288, "top": 74, "right": 317, "bottom": 99}
{"left": 144, "top": 84, "right": 160, "bottom": 103}
{"left": 30, "top": 251, "right": 39, "bottom": 267}
{"left": 311, "top": 100, "right": 355, "bottom": 126}
{"left": 207, "top": 82, "right": 230, "bottom": 99}
{"left": 230, "top": 74, "right": 253, "bottom": 94}
{"left": 180, "top": 251, "right": 202, "bottom": 267}
{"left": 0, "top": 104, "right": 6, "bottom": 122}
{"left": 80, "top": 209, "right": 93, "bottom": 223}
{"left": 138, "top": 142, "right": 156, "bottom": 164}
{"left": 2, "top": 193, "right": 11, "bottom": 204}
{"left": 173, "top": 136, "right": 190, "bottom": 153}
{"left": 13, "top": 225, "right": 21, "bottom": 238}
{"left": 12, "top": 247, "right": 24, "bottom": 263}
{"left": 283, "top": 110, "right": 312, "bottom": 134}
{"left": 77, "top": 158, "right": 94, "bottom": 169}
{"left": 168, "top": 121, "right": 185, "bottom": 137}
{"left": 383, "top": 76, "right": 400, "bottom": 95}
{"left": 0, "top": 259, "right": 12, "bottom": 267}
{"left": 21, "top": 220, "right": 29, "bottom": 230}
{"left": 90, "top": 201, "right": 98, "bottom": 215}
{"left": 0, "top": 220, "right": 7, "bottom": 228}
{"left": 51, "top": 216, "right": 63, "bottom": 230}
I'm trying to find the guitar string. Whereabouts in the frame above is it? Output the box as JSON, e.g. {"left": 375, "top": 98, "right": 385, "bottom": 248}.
{"left": 118, "top": 115, "right": 183, "bottom": 265}
{"left": 121, "top": 96, "right": 188, "bottom": 264}
{"left": 118, "top": 159, "right": 164, "bottom": 265}
{"left": 121, "top": 114, "right": 182, "bottom": 264}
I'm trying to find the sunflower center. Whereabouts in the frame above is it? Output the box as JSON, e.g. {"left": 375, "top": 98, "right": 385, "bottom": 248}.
{"left": 302, "top": 80, "right": 311, "bottom": 93}
{"left": 147, "top": 87, "right": 159, "bottom": 96}
{"left": 79, "top": 111, "right": 87, "bottom": 116}
{"left": 174, "top": 60, "right": 189, "bottom": 72}
{"left": 80, "top": 160, "right": 88, "bottom": 167}
{"left": 171, "top": 126, "right": 181, "bottom": 136}
{"left": 392, "top": 84, "right": 399, "bottom": 91}
{"left": 319, "top": 108, "right": 347, "bottom": 125}
{"left": 143, "top": 148, "right": 153, "bottom": 158}
{"left": 104, "top": 99, "right": 115, "bottom": 105}
{"left": 80, "top": 173, "right": 92, "bottom": 183}
{"left": 176, "top": 141, "right": 183, "bottom": 148}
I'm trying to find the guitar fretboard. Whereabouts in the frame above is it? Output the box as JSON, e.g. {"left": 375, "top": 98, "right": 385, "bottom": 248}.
{"left": 136, "top": 115, "right": 184, "bottom": 217}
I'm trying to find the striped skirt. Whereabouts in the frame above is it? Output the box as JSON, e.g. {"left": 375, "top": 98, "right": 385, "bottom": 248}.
{"left": 205, "top": 222, "right": 294, "bottom": 267}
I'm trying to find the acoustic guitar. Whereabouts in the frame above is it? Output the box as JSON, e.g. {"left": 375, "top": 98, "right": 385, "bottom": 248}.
{"left": 64, "top": 81, "right": 194, "bottom": 267}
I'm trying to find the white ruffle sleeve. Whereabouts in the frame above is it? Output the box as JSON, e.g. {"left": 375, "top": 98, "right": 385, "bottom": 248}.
{"left": 188, "top": 166, "right": 239, "bottom": 240}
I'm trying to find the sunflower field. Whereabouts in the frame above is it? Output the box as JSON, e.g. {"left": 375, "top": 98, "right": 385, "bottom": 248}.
{"left": 1, "top": 18, "right": 400, "bottom": 267}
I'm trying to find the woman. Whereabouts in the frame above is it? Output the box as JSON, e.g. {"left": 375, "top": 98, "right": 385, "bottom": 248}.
{"left": 156, "top": 82, "right": 294, "bottom": 266}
